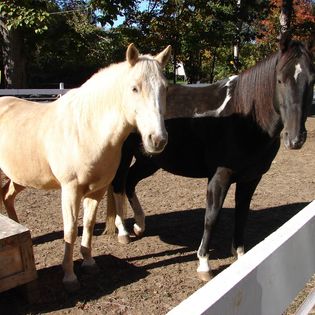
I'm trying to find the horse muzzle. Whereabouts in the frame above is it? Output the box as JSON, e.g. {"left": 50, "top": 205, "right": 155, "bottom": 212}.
{"left": 144, "top": 132, "right": 168, "bottom": 154}
{"left": 283, "top": 130, "right": 307, "bottom": 150}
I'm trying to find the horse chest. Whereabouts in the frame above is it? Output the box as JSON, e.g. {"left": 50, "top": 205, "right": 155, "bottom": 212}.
{"left": 78, "top": 153, "right": 122, "bottom": 192}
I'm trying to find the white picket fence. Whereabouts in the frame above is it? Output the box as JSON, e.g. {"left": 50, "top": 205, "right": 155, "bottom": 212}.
{"left": 168, "top": 201, "right": 315, "bottom": 315}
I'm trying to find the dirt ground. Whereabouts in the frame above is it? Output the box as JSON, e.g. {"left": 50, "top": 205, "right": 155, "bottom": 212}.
{"left": 1, "top": 117, "right": 315, "bottom": 315}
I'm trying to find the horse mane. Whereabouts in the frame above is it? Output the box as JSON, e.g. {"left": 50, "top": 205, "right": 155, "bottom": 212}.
{"left": 56, "top": 55, "right": 165, "bottom": 128}
{"left": 232, "top": 52, "right": 280, "bottom": 134}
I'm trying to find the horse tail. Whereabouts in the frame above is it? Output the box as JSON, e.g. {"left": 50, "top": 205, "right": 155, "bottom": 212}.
{"left": 0, "top": 172, "right": 3, "bottom": 211}
{"left": 106, "top": 184, "right": 117, "bottom": 234}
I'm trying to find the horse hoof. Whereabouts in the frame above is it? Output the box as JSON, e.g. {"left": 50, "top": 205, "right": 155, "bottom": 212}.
{"left": 231, "top": 245, "right": 245, "bottom": 259}
{"left": 81, "top": 262, "right": 100, "bottom": 275}
{"left": 133, "top": 225, "right": 144, "bottom": 238}
{"left": 63, "top": 279, "right": 81, "bottom": 293}
{"left": 197, "top": 271, "right": 213, "bottom": 282}
{"left": 118, "top": 235, "right": 130, "bottom": 244}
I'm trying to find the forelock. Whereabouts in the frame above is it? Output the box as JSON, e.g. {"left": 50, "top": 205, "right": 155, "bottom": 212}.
{"left": 132, "top": 56, "right": 167, "bottom": 85}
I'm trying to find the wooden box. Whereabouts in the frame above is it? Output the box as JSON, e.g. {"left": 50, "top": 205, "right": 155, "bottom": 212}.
{"left": 0, "top": 213, "right": 37, "bottom": 295}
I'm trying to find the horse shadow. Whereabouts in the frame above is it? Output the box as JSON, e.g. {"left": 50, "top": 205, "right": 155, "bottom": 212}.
{"left": 32, "top": 201, "right": 309, "bottom": 267}
{"left": 124, "top": 201, "right": 310, "bottom": 261}
{"left": 32, "top": 223, "right": 106, "bottom": 245}
{"left": 0, "top": 254, "right": 149, "bottom": 315}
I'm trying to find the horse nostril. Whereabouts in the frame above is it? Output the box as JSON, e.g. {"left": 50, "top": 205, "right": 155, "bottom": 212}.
{"left": 292, "top": 139, "right": 298, "bottom": 147}
{"left": 290, "top": 135, "right": 305, "bottom": 149}
{"left": 159, "top": 137, "right": 167, "bottom": 149}
{"left": 148, "top": 134, "right": 153, "bottom": 144}
{"left": 149, "top": 134, "right": 167, "bottom": 151}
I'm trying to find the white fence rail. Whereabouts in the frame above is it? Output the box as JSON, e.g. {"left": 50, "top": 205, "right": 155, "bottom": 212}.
{"left": 0, "top": 85, "right": 70, "bottom": 101}
{"left": 168, "top": 201, "right": 315, "bottom": 315}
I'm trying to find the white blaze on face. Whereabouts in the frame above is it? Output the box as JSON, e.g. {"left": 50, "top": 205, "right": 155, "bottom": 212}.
{"left": 294, "top": 63, "right": 302, "bottom": 82}
{"left": 132, "top": 61, "right": 168, "bottom": 154}
{"left": 194, "top": 75, "right": 238, "bottom": 118}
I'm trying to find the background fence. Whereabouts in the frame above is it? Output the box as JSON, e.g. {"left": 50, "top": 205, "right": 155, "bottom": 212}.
{"left": 0, "top": 84, "right": 69, "bottom": 101}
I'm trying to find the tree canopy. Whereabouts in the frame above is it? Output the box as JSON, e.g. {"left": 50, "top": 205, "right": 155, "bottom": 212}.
{"left": 0, "top": 0, "right": 314, "bottom": 87}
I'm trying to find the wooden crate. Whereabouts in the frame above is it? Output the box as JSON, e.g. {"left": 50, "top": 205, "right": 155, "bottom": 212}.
{"left": 0, "top": 213, "right": 37, "bottom": 296}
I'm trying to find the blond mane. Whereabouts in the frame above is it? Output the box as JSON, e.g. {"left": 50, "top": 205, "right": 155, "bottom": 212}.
{"left": 55, "top": 55, "right": 166, "bottom": 130}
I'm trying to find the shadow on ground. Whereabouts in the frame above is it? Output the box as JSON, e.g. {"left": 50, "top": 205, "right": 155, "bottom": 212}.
{"left": 126, "top": 201, "right": 309, "bottom": 258}
{"left": 1, "top": 254, "right": 149, "bottom": 315}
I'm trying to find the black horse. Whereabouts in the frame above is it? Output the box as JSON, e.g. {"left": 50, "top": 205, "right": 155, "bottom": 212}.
{"left": 107, "top": 35, "right": 315, "bottom": 281}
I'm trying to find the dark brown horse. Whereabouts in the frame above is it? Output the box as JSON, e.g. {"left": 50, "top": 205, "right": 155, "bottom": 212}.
{"left": 107, "top": 36, "right": 315, "bottom": 281}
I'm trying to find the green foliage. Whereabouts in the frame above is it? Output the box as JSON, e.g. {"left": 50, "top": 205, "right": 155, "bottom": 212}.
{"left": 27, "top": 5, "right": 127, "bottom": 87}
{"left": 0, "top": 0, "right": 50, "bottom": 33}
{"left": 90, "top": 0, "right": 138, "bottom": 26}
{"left": 2, "top": 0, "right": 313, "bottom": 87}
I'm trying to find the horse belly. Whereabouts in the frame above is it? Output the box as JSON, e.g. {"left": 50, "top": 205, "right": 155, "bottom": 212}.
{"left": 153, "top": 146, "right": 210, "bottom": 178}
{"left": 0, "top": 139, "right": 59, "bottom": 189}
{"left": 1, "top": 159, "right": 59, "bottom": 190}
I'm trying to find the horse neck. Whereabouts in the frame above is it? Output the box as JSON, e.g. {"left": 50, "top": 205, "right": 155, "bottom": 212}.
{"left": 59, "top": 64, "right": 133, "bottom": 146}
{"left": 231, "top": 53, "right": 282, "bottom": 137}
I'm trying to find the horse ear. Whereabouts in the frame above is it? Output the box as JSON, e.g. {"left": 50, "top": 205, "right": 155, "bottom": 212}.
{"left": 126, "top": 43, "right": 139, "bottom": 67}
{"left": 155, "top": 45, "right": 172, "bottom": 68}
{"left": 279, "top": 31, "right": 292, "bottom": 52}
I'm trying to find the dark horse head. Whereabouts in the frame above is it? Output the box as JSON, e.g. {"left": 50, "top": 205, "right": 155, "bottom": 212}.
{"left": 194, "top": 35, "right": 314, "bottom": 150}
{"left": 275, "top": 34, "right": 315, "bottom": 149}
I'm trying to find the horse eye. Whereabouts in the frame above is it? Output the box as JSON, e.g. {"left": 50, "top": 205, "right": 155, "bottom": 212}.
{"left": 132, "top": 86, "right": 138, "bottom": 93}
{"left": 278, "top": 80, "right": 282, "bottom": 84}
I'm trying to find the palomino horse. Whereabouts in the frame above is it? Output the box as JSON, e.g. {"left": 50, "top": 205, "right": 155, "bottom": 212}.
{"left": 0, "top": 44, "right": 171, "bottom": 291}
{"left": 107, "top": 35, "right": 315, "bottom": 281}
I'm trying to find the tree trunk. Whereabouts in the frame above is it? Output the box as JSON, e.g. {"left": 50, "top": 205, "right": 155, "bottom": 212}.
{"left": 233, "top": 0, "right": 242, "bottom": 73}
{"left": 173, "top": 46, "right": 177, "bottom": 84}
{"left": 0, "top": 19, "right": 27, "bottom": 88}
{"left": 209, "top": 48, "right": 217, "bottom": 83}
{"left": 279, "top": 0, "right": 293, "bottom": 35}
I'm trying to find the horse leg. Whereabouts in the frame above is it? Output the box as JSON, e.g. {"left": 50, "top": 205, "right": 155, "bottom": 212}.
{"left": 129, "top": 192, "right": 145, "bottom": 237}
{"left": 81, "top": 187, "right": 106, "bottom": 273}
{"left": 197, "top": 167, "right": 232, "bottom": 281}
{"left": 113, "top": 191, "right": 130, "bottom": 244}
{"left": 126, "top": 158, "right": 159, "bottom": 237}
{"left": 2, "top": 180, "right": 25, "bottom": 222}
{"left": 108, "top": 142, "right": 135, "bottom": 244}
{"left": 61, "top": 184, "right": 82, "bottom": 292}
{"left": 232, "top": 177, "right": 262, "bottom": 258}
